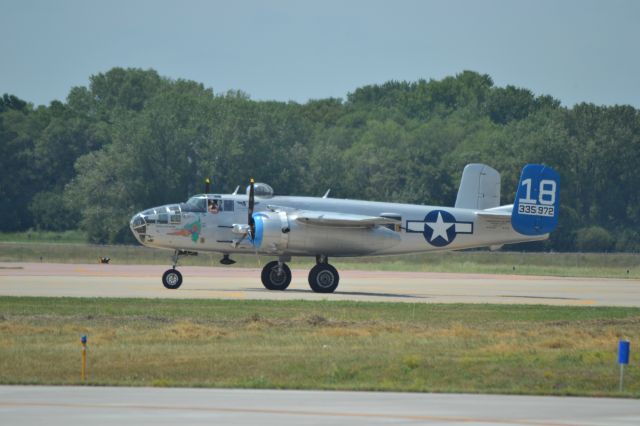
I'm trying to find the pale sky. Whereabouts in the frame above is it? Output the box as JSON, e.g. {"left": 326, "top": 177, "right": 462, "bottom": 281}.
{"left": 1, "top": 0, "right": 639, "bottom": 107}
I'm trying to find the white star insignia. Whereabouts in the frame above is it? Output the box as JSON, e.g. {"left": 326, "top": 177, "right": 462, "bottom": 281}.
{"left": 425, "top": 212, "right": 453, "bottom": 242}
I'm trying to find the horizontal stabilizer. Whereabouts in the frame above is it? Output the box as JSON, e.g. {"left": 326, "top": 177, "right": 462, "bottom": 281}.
{"left": 476, "top": 212, "right": 511, "bottom": 221}
{"left": 475, "top": 204, "right": 512, "bottom": 221}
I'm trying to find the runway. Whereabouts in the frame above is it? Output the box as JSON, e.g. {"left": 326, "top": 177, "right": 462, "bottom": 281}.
{"left": 1, "top": 262, "right": 639, "bottom": 306}
{"left": 1, "top": 386, "right": 639, "bottom": 426}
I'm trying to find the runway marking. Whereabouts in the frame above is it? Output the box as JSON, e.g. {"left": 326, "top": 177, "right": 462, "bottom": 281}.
{"left": 0, "top": 401, "right": 584, "bottom": 426}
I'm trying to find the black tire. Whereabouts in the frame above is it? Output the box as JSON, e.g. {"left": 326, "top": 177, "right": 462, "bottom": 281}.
{"left": 162, "top": 269, "right": 183, "bottom": 289}
{"left": 308, "top": 263, "right": 340, "bottom": 293}
{"left": 261, "top": 261, "right": 292, "bottom": 290}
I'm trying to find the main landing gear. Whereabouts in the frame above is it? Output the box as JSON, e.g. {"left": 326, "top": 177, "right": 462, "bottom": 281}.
{"left": 261, "top": 260, "right": 292, "bottom": 290}
{"left": 308, "top": 255, "right": 340, "bottom": 293}
{"left": 258, "top": 255, "right": 340, "bottom": 294}
{"left": 162, "top": 249, "right": 197, "bottom": 290}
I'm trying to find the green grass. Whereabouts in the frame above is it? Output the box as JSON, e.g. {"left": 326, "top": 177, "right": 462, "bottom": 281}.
{"left": 1, "top": 240, "right": 639, "bottom": 279}
{"left": 0, "top": 297, "right": 639, "bottom": 397}
{"left": 0, "top": 230, "right": 87, "bottom": 243}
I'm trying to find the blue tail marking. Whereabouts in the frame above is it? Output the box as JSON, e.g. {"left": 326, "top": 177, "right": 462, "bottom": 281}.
{"left": 511, "top": 164, "right": 560, "bottom": 236}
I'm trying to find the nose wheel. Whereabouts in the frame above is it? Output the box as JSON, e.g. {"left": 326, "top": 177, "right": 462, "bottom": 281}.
{"left": 161, "top": 249, "right": 194, "bottom": 290}
{"left": 261, "top": 261, "right": 292, "bottom": 290}
{"left": 162, "top": 268, "right": 183, "bottom": 289}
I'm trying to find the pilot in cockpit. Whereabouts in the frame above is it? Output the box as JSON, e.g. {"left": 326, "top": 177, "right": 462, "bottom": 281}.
{"left": 208, "top": 199, "right": 219, "bottom": 214}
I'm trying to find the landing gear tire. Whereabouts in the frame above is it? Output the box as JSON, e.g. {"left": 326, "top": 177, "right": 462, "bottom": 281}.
{"left": 162, "top": 269, "right": 183, "bottom": 289}
{"left": 308, "top": 263, "right": 339, "bottom": 293}
{"left": 261, "top": 261, "right": 292, "bottom": 290}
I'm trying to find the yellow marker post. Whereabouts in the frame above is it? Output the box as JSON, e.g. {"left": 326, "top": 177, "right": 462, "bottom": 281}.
{"left": 81, "top": 335, "right": 87, "bottom": 382}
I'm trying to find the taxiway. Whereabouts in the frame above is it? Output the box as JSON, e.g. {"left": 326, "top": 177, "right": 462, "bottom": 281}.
{"left": 1, "top": 262, "right": 639, "bottom": 306}
{"left": 1, "top": 386, "right": 639, "bottom": 426}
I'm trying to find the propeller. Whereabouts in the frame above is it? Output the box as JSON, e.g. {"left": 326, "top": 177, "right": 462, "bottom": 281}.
{"left": 248, "top": 178, "right": 255, "bottom": 241}
{"left": 231, "top": 178, "right": 258, "bottom": 258}
{"left": 247, "top": 178, "right": 261, "bottom": 267}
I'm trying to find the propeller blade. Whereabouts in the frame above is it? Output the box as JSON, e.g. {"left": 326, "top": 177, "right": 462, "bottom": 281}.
{"left": 248, "top": 178, "right": 255, "bottom": 239}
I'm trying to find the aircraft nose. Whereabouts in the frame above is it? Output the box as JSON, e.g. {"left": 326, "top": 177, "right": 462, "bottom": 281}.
{"left": 130, "top": 212, "right": 147, "bottom": 244}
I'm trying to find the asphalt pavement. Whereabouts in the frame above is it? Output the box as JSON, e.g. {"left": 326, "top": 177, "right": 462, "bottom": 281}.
{"left": 1, "top": 263, "right": 639, "bottom": 306}
{"left": 1, "top": 386, "right": 639, "bottom": 426}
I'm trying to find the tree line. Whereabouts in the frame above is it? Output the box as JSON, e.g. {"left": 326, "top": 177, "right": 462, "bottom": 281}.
{"left": 1, "top": 68, "right": 639, "bottom": 251}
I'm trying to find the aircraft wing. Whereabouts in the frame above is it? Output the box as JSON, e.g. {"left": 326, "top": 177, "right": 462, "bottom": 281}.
{"left": 295, "top": 211, "right": 400, "bottom": 228}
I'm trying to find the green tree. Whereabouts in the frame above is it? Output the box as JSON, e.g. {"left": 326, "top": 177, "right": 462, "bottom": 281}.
{"left": 3, "top": 68, "right": 639, "bottom": 251}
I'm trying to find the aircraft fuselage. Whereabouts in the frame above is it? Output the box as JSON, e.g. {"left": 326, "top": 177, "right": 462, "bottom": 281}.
{"left": 131, "top": 194, "right": 545, "bottom": 258}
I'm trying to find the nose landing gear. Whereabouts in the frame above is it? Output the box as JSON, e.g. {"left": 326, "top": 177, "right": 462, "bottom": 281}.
{"left": 162, "top": 249, "right": 197, "bottom": 289}
{"left": 162, "top": 268, "right": 183, "bottom": 289}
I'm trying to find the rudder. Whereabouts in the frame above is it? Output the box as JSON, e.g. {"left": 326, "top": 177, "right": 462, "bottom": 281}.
{"left": 511, "top": 164, "right": 560, "bottom": 235}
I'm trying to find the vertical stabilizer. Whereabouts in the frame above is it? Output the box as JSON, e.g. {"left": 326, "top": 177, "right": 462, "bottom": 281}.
{"left": 455, "top": 164, "right": 501, "bottom": 210}
{"left": 511, "top": 164, "right": 560, "bottom": 235}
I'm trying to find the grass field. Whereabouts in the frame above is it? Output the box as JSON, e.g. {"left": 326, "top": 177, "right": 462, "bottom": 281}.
{"left": 1, "top": 241, "right": 639, "bottom": 279}
{"left": 0, "top": 297, "right": 638, "bottom": 397}
{"left": 0, "top": 230, "right": 87, "bottom": 244}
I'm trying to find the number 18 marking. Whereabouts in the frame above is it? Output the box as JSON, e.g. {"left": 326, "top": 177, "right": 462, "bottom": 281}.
{"left": 519, "top": 179, "right": 556, "bottom": 205}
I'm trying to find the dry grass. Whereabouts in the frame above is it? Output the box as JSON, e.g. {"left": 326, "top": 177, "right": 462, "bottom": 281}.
{"left": 0, "top": 297, "right": 639, "bottom": 397}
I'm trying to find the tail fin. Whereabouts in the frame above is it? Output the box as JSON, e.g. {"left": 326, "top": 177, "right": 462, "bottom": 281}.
{"left": 455, "top": 164, "right": 500, "bottom": 210}
{"left": 511, "top": 164, "right": 560, "bottom": 235}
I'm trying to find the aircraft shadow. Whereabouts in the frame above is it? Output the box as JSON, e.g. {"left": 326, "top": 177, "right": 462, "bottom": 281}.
{"left": 186, "top": 287, "right": 425, "bottom": 299}
{"left": 499, "top": 294, "right": 581, "bottom": 301}
{"left": 183, "top": 288, "right": 580, "bottom": 302}
{"left": 244, "top": 288, "right": 426, "bottom": 299}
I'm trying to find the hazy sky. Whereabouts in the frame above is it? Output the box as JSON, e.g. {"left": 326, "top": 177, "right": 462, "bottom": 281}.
{"left": 1, "top": 0, "right": 639, "bottom": 107}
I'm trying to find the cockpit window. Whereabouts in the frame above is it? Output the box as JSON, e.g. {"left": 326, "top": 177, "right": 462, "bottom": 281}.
{"left": 183, "top": 196, "right": 207, "bottom": 213}
{"left": 158, "top": 213, "right": 169, "bottom": 224}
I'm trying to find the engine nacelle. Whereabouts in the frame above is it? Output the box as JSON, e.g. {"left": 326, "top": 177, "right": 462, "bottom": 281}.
{"left": 252, "top": 211, "right": 401, "bottom": 256}
{"left": 252, "top": 211, "right": 290, "bottom": 252}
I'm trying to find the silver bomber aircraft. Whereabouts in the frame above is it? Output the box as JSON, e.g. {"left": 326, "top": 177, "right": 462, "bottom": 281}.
{"left": 130, "top": 163, "right": 560, "bottom": 293}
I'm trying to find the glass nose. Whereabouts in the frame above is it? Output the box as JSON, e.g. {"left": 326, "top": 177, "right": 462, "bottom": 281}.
{"left": 131, "top": 214, "right": 145, "bottom": 229}
{"left": 130, "top": 212, "right": 148, "bottom": 242}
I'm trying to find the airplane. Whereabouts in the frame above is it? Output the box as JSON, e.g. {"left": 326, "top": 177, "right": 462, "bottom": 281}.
{"left": 129, "top": 163, "right": 560, "bottom": 293}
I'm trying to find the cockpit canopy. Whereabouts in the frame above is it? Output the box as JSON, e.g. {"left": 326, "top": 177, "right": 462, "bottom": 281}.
{"left": 181, "top": 195, "right": 236, "bottom": 213}
{"left": 183, "top": 196, "right": 207, "bottom": 213}
{"left": 245, "top": 182, "right": 274, "bottom": 198}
